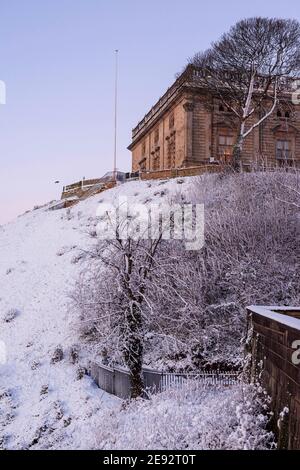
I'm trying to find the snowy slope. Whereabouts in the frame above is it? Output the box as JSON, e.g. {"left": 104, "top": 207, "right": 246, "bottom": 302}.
{"left": 0, "top": 178, "right": 188, "bottom": 449}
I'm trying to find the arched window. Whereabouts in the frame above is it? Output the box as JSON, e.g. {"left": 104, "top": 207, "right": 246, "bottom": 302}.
{"left": 219, "top": 104, "right": 225, "bottom": 112}
{"left": 277, "top": 110, "right": 282, "bottom": 118}
{"left": 285, "top": 111, "right": 290, "bottom": 119}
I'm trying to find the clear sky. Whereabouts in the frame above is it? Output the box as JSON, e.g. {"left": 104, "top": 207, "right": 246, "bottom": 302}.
{"left": 0, "top": 0, "right": 299, "bottom": 224}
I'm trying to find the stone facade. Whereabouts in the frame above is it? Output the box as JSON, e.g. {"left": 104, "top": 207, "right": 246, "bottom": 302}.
{"left": 128, "top": 66, "right": 300, "bottom": 172}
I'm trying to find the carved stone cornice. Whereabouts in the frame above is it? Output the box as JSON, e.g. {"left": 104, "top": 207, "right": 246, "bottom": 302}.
{"left": 183, "top": 101, "right": 195, "bottom": 112}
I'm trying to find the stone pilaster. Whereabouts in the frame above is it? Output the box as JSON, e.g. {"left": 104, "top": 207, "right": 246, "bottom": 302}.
{"left": 183, "top": 101, "right": 194, "bottom": 166}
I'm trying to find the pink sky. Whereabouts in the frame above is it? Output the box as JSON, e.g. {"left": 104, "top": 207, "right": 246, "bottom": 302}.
{"left": 1, "top": 0, "right": 299, "bottom": 225}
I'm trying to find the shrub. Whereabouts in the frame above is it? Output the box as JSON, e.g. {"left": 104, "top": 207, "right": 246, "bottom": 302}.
{"left": 94, "top": 382, "right": 275, "bottom": 450}
{"left": 73, "top": 170, "right": 300, "bottom": 369}
{"left": 3, "top": 308, "right": 20, "bottom": 323}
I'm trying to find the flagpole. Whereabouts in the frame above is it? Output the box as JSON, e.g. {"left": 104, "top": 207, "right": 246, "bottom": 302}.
{"left": 113, "top": 49, "right": 118, "bottom": 182}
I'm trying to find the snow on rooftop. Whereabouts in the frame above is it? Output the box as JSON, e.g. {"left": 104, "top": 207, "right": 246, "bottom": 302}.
{"left": 247, "top": 305, "right": 300, "bottom": 331}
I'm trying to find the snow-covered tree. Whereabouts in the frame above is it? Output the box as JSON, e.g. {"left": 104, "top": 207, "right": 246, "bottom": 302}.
{"left": 74, "top": 170, "right": 300, "bottom": 374}
{"left": 190, "top": 17, "right": 300, "bottom": 169}
{"left": 73, "top": 212, "right": 164, "bottom": 398}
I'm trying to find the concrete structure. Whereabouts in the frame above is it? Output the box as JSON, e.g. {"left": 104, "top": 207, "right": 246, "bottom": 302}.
{"left": 129, "top": 65, "right": 300, "bottom": 173}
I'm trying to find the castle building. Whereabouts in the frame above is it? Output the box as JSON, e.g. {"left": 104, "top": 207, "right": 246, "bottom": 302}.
{"left": 128, "top": 65, "right": 300, "bottom": 173}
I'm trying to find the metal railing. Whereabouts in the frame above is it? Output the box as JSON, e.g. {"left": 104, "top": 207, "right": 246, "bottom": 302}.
{"left": 62, "top": 173, "right": 127, "bottom": 196}
{"left": 89, "top": 362, "right": 241, "bottom": 399}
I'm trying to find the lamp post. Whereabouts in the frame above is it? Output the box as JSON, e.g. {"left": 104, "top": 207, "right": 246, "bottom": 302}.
{"left": 113, "top": 49, "right": 119, "bottom": 182}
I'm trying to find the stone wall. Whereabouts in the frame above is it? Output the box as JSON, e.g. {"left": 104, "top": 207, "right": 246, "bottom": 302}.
{"left": 61, "top": 180, "right": 115, "bottom": 202}
{"left": 129, "top": 67, "right": 300, "bottom": 173}
{"left": 140, "top": 164, "right": 224, "bottom": 181}
{"left": 131, "top": 97, "right": 186, "bottom": 172}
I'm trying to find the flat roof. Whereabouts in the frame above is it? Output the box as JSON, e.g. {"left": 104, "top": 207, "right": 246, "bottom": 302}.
{"left": 247, "top": 305, "right": 300, "bottom": 331}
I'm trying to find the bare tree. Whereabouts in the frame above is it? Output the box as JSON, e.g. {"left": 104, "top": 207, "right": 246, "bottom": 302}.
{"left": 73, "top": 216, "right": 163, "bottom": 398}
{"left": 73, "top": 171, "right": 299, "bottom": 380}
{"left": 190, "top": 17, "right": 300, "bottom": 169}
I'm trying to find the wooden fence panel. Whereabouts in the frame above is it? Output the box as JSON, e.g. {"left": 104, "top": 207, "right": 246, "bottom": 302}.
{"left": 247, "top": 306, "right": 300, "bottom": 450}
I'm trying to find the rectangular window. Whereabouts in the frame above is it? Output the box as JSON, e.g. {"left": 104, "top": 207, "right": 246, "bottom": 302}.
{"left": 219, "top": 136, "right": 226, "bottom": 146}
{"left": 154, "top": 128, "right": 159, "bottom": 144}
{"left": 276, "top": 140, "right": 291, "bottom": 160}
{"left": 218, "top": 135, "right": 234, "bottom": 162}
{"left": 169, "top": 113, "right": 175, "bottom": 129}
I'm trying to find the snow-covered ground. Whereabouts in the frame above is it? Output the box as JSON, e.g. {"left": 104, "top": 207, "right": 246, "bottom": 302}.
{"left": 0, "top": 178, "right": 188, "bottom": 449}
{"left": 94, "top": 383, "right": 274, "bottom": 450}
{"left": 0, "top": 176, "right": 275, "bottom": 450}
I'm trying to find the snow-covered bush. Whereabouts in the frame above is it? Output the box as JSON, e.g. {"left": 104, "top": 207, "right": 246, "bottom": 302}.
{"left": 56, "top": 248, "right": 66, "bottom": 257}
{"left": 31, "top": 361, "right": 40, "bottom": 370}
{"left": 154, "top": 189, "right": 168, "bottom": 197}
{"left": 62, "top": 208, "right": 73, "bottom": 221}
{"left": 40, "top": 384, "right": 49, "bottom": 396}
{"left": 76, "top": 366, "right": 86, "bottom": 380}
{"left": 3, "top": 308, "right": 20, "bottom": 323}
{"left": 71, "top": 252, "right": 87, "bottom": 264}
{"left": 51, "top": 346, "right": 64, "bottom": 364}
{"left": 0, "top": 387, "right": 17, "bottom": 448}
{"left": 56, "top": 245, "right": 77, "bottom": 257}
{"left": 143, "top": 170, "right": 300, "bottom": 368}
{"left": 94, "top": 382, "right": 275, "bottom": 450}
{"left": 73, "top": 170, "right": 300, "bottom": 370}
{"left": 69, "top": 345, "right": 79, "bottom": 364}
{"left": 72, "top": 225, "right": 165, "bottom": 397}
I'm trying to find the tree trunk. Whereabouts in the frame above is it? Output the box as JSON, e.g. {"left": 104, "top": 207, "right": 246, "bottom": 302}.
{"left": 123, "top": 302, "right": 144, "bottom": 399}
{"left": 232, "top": 132, "right": 244, "bottom": 171}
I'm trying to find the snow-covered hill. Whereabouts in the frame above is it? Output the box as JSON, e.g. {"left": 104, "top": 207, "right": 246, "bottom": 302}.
{"left": 0, "top": 178, "right": 188, "bottom": 449}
